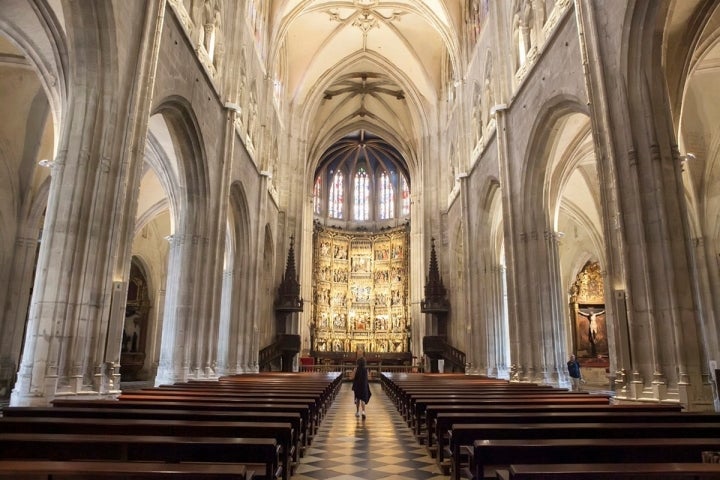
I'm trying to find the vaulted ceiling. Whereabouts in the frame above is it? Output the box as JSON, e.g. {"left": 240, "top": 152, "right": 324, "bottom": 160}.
{"left": 271, "top": 0, "right": 462, "bottom": 163}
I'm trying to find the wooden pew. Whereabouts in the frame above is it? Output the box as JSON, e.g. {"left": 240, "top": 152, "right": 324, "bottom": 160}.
{"left": 449, "top": 422, "right": 720, "bottom": 479}
{"left": 383, "top": 380, "right": 553, "bottom": 411}
{"left": 0, "top": 459, "right": 255, "bottom": 479}
{"left": 116, "top": 393, "right": 320, "bottom": 431}
{"left": 496, "top": 463, "right": 720, "bottom": 480}
{"left": 51, "top": 399, "right": 315, "bottom": 447}
{"left": 0, "top": 433, "right": 280, "bottom": 480}
{"left": 471, "top": 438, "right": 720, "bottom": 480}
{"left": 120, "top": 391, "right": 325, "bottom": 426}
{"left": 397, "top": 388, "right": 578, "bottom": 420}
{"left": 216, "top": 373, "right": 343, "bottom": 407}
{"left": 409, "top": 395, "right": 611, "bottom": 437}
{"left": 0, "top": 417, "right": 293, "bottom": 480}
{"left": 426, "top": 403, "right": 683, "bottom": 449}
{"left": 3, "top": 406, "right": 305, "bottom": 462}
{"left": 157, "top": 385, "right": 333, "bottom": 416}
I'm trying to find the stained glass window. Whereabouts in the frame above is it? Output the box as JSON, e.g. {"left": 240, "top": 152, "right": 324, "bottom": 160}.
{"left": 313, "top": 176, "right": 322, "bottom": 215}
{"left": 329, "top": 171, "right": 344, "bottom": 219}
{"left": 378, "top": 171, "right": 394, "bottom": 219}
{"left": 354, "top": 168, "right": 369, "bottom": 221}
{"left": 401, "top": 176, "right": 410, "bottom": 216}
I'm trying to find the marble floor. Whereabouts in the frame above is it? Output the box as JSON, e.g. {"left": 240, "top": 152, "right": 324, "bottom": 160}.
{"left": 293, "top": 381, "right": 447, "bottom": 480}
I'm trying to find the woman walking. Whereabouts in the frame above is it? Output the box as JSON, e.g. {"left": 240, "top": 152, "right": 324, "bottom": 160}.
{"left": 352, "top": 356, "right": 371, "bottom": 418}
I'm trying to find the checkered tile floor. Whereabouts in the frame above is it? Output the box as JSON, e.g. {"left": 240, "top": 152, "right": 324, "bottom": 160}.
{"left": 293, "top": 382, "right": 446, "bottom": 480}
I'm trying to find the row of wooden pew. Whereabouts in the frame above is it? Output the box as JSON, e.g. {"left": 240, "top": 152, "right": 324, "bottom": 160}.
{"left": 0, "top": 372, "right": 342, "bottom": 480}
{"left": 380, "top": 372, "right": 720, "bottom": 480}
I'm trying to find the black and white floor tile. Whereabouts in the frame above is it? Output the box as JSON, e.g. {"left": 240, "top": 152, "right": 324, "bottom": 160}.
{"left": 293, "top": 382, "right": 446, "bottom": 480}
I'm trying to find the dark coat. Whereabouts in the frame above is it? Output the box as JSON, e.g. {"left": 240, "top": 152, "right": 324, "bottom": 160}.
{"left": 352, "top": 357, "right": 372, "bottom": 404}
{"left": 567, "top": 359, "right": 581, "bottom": 379}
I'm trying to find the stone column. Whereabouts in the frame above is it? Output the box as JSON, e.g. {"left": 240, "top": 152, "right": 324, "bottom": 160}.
{"left": 545, "top": 230, "right": 568, "bottom": 385}
{"left": 493, "top": 265, "right": 510, "bottom": 378}
{"left": 216, "top": 269, "right": 234, "bottom": 376}
{"left": 155, "top": 233, "right": 198, "bottom": 385}
{"left": 0, "top": 234, "right": 39, "bottom": 395}
{"left": 478, "top": 260, "right": 507, "bottom": 378}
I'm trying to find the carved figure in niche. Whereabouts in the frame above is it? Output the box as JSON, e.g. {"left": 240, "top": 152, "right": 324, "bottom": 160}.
{"left": 331, "top": 291, "right": 346, "bottom": 306}
{"left": 576, "top": 307, "right": 607, "bottom": 359}
{"left": 202, "top": 0, "right": 215, "bottom": 53}
{"left": 483, "top": 57, "right": 495, "bottom": 126}
{"left": 512, "top": 0, "right": 534, "bottom": 70}
{"left": 374, "top": 293, "right": 387, "bottom": 306}
{"left": 122, "top": 310, "right": 141, "bottom": 353}
{"left": 473, "top": 86, "right": 483, "bottom": 145}
{"left": 352, "top": 257, "right": 369, "bottom": 273}
{"left": 468, "top": 0, "right": 481, "bottom": 46}
{"left": 578, "top": 308, "right": 605, "bottom": 357}
{"left": 247, "top": 92, "right": 258, "bottom": 143}
{"left": 190, "top": 0, "right": 204, "bottom": 36}
{"left": 334, "top": 245, "right": 347, "bottom": 259}
{"left": 320, "top": 241, "right": 330, "bottom": 256}
{"left": 352, "top": 286, "right": 370, "bottom": 303}
{"left": 535, "top": 0, "right": 547, "bottom": 28}
{"left": 238, "top": 68, "right": 247, "bottom": 121}
{"left": 449, "top": 158, "right": 456, "bottom": 191}
{"left": 212, "top": 0, "right": 224, "bottom": 73}
{"left": 391, "top": 290, "right": 402, "bottom": 306}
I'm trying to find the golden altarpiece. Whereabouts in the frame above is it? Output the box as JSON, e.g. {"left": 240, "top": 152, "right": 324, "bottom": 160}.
{"left": 311, "top": 224, "right": 411, "bottom": 359}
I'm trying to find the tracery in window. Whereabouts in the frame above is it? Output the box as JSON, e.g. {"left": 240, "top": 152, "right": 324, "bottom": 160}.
{"left": 329, "top": 171, "right": 344, "bottom": 219}
{"left": 378, "top": 171, "right": 394, "bottom": 220}
{"left": 401, "top": 176, "right": 410, "bottom": 216}
{"left": 313, "top": 130, "right": 410, "bottom": 226}
{"left": 354, "top": 167, "right": 370, "bottom": 221}
{"left": 313, "top": 176, "right": 322, "bottom": 215}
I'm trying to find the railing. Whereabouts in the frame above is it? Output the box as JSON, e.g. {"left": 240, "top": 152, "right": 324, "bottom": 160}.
{"left": 259, "top": 334, "right": 301, "bottom": 371}
{"left": 422, "top": 335, "right": 466, "bottom": 372}
{"left": 299, "top": 363, "right": 420, "bottom": 378}
{"left": 258, "top": 342, "right": 281, "bottom": 371}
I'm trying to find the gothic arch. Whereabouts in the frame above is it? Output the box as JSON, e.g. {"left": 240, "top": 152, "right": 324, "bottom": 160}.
{"left": 0, "top": 0, "right": 68, "bottom": 137}
{"left": 152, "top": 96, "right": 210, "bottom": 226}
{"left": 521, "top": 96, "right": 590, "bottom": 225}
{"left": 149, "top": 96, "right": 216, "bottom": 385}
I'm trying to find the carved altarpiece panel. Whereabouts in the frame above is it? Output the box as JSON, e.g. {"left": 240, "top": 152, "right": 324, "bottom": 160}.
{"left": 311, "top": 225, "right": 410, "bottom": 356}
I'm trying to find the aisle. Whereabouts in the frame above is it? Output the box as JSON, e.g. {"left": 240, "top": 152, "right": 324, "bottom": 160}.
{"left": 294, "top": 381, "right": 446, "bottom": 480}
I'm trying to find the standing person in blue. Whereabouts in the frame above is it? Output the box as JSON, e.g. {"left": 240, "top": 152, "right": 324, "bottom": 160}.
{"left": 352, "top": 355, "right": 371, "bottom": 418}
{"left": 567, "top": 354, "right": 583, "bottom": 391}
